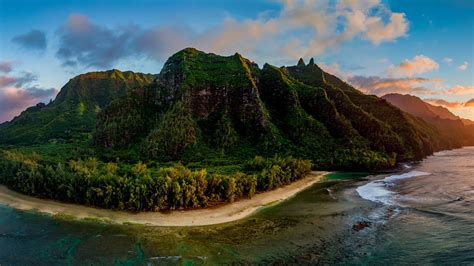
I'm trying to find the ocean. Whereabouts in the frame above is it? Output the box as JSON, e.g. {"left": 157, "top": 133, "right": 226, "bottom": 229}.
{"left": 0, "top": 147, "right": 473, "bottom": 264}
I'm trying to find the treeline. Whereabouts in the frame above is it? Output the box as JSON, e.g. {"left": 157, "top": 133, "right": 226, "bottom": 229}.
{"left": 0, "top": 151, "right": 311, "bottom": 211}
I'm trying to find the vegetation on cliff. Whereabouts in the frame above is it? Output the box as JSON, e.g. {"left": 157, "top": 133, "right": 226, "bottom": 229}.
{"left": 0, "top": 70, "right": 155, "bottom": 144}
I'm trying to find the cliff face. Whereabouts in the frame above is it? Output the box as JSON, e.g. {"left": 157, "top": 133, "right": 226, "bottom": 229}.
{"left": 160, "top": 49, "right": 270, "bottom": 133}
{"left": 94, "top": 48, "right": 274, "bottom": 149}
{"left": 92, "top": 49, "right": 462, "bottom": 169}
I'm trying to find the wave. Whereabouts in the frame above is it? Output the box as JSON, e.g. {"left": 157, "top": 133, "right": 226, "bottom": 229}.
{"left": 356, "top": 171, "right": 430, "bottom": 206}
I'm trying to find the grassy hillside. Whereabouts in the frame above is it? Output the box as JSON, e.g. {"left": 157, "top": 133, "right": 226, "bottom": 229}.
{"left": 0, "top": 70, "right": 155, "bottom": 145}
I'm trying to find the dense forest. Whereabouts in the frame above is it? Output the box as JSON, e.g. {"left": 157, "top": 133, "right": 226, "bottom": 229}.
{"left": 0, "top": 151, "right": 310, "bottom": 211}
{"left": 0, "top": 48, "right": 466, "bottom": 211}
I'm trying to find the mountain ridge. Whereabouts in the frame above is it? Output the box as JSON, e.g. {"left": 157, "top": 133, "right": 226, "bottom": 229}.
{"left": 382, "top": 93, "right": 474, "bottom": 147}
{"left": 0, "top": 69, "right": 155, "bottom": 144}
{"left": 0, "top": 48, "right": 468, "bottom": 170}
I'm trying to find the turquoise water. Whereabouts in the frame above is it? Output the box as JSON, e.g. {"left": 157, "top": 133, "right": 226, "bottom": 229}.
{"left": 0, "top": 148, "right": 473, "bottom": 264}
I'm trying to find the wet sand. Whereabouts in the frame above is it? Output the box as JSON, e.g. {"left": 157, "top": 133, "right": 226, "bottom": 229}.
{"left": 0, "top": 171, "right": 329, "bottom": 226}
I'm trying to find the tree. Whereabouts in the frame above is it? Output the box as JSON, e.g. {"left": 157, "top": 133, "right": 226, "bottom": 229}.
{"left": 214, "top": 113, "right": 238, "bottom": 153}
{"left": 144, "top": 102, "right": 199, "bottom": 160}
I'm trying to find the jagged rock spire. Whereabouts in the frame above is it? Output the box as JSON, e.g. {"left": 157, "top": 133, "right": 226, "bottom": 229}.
{"left": 309, "top": 58, "right": 315, "bottom": 65}
{"left": 297, "top": 58, "right": 305, "bottom": 67}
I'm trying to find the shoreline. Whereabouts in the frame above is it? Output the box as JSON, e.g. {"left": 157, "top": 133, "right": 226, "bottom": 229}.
{"left": 0, "top": 171, "right": 329, "bottom": 226}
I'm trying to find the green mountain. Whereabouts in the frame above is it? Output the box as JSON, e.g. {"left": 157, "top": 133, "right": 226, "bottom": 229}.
{"left": 94, "top": 49, "right": 273, "bottom": 151}
{"left": 382, "top": 93, "right": 474, "bottom": 146}
{"left": 0, "top": 48, "right": 470, "bottom": 212}
{"left": 0, "top": 70, "right": 155, "bottom": 144}
{"left": 286, "top": 60, "right": 464, "bottom": 159}
{"left": 92, "top": 48, "right": 459, "bottom": 169}
{"left": 0, "top": 48, "right": 465, "bottom": 169}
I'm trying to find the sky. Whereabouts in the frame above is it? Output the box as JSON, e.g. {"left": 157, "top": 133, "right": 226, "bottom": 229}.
{"left": 0, "top": 0, "right": 473, "bottom": 122}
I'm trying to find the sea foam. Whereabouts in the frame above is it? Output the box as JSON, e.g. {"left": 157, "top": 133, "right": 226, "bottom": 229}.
{"left": 356, "top": 171, "right": 430, "bottom": 205}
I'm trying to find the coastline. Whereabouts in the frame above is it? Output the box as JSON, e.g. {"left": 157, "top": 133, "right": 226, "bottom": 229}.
{"left": 0, "top": 171, "right": 329, "bottom": 226}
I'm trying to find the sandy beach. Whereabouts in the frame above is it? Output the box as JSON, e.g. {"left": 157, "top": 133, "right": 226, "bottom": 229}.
{"left": 0, "top": 171, "right": 328, "bottom": 226}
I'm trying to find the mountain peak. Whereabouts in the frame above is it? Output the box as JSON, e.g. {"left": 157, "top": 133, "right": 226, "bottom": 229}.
{"left": 177, "top": 47, "right": 201, "bottom": 55}
{"left": 297, "top": 58, "right": 306, "bottom": 67}
{"left": 309, "top": 58, "right": 315, "bottom": 65}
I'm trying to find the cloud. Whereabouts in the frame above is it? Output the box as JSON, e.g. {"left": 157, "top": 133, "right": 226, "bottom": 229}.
{"left": 465, "top": 99, "right": 474, "bottom": 107}
{"left": 11, "top": 29, "right": 47, "bottom": 51}
{"left": 348, "top": 75, "right": 440, "bottom": 95}
{"left": 55, "top": 1, "right": 409, "bottom": 68}
{"left": 424, "top": 98, "right": 474, "bottom": 109}
{"left": 133, "top": 25, "right": 196, "bottom": 61}
{"left": 363, "top": 13, "right": 408, "bottom": 45}
{"left": 0, "top": 86, "right": 57, "bottom": 123}
{"left": 56, "top": 14, "right": 139, "bottom": 68}
{"left": 318, "top": 62, "right": 348, "bottom": 78}
{"left": 387, "top": 55, "right": 439, "bottom": 77}
{"left": 275, "top": 0, "right": 409, "bottom": 58}
{"left": 0, "top": 72, "right": 36, "bottom": 88}
{"left": 458, "top": 61, "right": 469, "bottom": 71}
{"left": 443, "top": 57, "right": 453, "bottom": 64}
{"left": 0, "top": 69, "right": 57, "bottom": 122}
{"left": 446, "top": 85, "right": 474, "bottom": 95}
{"left": 424, "top": 98, "right": 463, "bottom": 108}
{"left": 0, "top": 61, "right": 13, "bottom": 73}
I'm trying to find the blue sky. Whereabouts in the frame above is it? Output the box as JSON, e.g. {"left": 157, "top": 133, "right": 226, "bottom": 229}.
{"left": 0, "top": 0, "right": 473, "bottom": 122}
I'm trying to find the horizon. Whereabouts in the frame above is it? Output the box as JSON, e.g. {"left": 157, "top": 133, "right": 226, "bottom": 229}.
{"left": 0, "top": 0, "right": 473, "bottom": 122}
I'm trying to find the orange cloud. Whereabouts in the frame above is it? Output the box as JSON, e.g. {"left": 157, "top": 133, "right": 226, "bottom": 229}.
{"left": 348, "top": 76, "right": 440, "bottom": 96}
{"left": 465, "top": 99, "right": 474, "bottom": 107}
{"left": 387, "top": 55, "right": 439, "bottom": 77}
{"left": 425, "top": 99, "right": 463, "bottom": 108}
{"left": 446, "top": 85, "right": 474, "bottom": 95}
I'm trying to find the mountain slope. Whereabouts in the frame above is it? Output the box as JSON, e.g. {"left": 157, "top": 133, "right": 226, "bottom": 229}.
{"left": 94, "top": 48, "right": 275, "bottom": 152}
{"left": 0, "top": 48, "right": 465, "bottom": 170}
{"left": 382, "top": 93, "right": 458, "bottom": 120}
{"left": 382, "top": 93, "right": 474, "bottom": 146}
{"left": 0, "top": 70, "right": 155, "bottom": 144}
{"left": 94, "top": 49, "right": 457, "bottom": 169}
{"left": 285, "top": 60, "right": 456, "bottom": 160}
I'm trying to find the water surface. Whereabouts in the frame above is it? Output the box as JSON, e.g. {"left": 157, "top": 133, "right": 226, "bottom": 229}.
{"left": 0, "top": 148, "right": 473, "bottom": 264}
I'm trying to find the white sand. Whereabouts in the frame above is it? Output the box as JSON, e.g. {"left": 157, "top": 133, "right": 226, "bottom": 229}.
{"left": 0, "top": 171, "right": 328, "bottom": 226}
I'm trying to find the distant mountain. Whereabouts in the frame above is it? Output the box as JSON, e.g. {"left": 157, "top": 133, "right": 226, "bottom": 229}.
{"left": 382, "top": 93, "right": 474, "bottom": 146}
{"left": 0, "top": 70, "right": 155, "bottom": 144}
{"left": 382, "top": 93, "right": 458, "bottom": 120}
{"left": 461, "top": 118, "right": 474, "bottom": 126}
